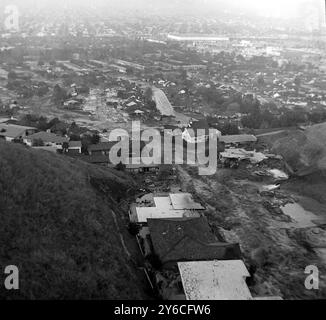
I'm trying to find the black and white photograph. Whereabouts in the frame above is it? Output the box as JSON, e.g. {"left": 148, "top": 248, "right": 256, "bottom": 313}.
{"left": 0, "top": 0, "right": 326, "bottom": 304}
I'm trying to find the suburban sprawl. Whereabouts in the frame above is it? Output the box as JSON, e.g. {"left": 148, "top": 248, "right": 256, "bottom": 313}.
{"left": 1, "top": 0, "right": 326, "bottom": 300}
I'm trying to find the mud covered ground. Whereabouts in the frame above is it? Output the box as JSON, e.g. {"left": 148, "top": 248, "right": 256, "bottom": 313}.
{"left": 176, "top": 164, "right": 326, "bottom": 299}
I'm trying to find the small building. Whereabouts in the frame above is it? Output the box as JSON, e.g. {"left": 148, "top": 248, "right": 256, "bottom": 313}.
{"left": 126, "top": 101, "right": 138, "bottom": 108}
{"left": 147, "top": 217, "right": 241, "bottom": 268}
{"left": 129, "top": 193, "right": 204, "bottom": 224}
{"left": 219, "top": 134, "right": 257, "bottom": 148}
{"left": 220, "top": 148, "right": 267, "bottom": 165}
{"left": 178, "top": 260, "right": 252, "bottom": 300}
{"left": 126, "top": 162, "right": 159, "bottom": 174}
{"left": 68, "top": 141, "right": 82, "bottom": 154}
{"left": 0, "top": 123, "right": 37, "bottom": 142}
{"left": 88, "top": 142, "right": 117, "bottom": 155}
{"left": 24, "top": 131, "right": 68, "bottom": 148}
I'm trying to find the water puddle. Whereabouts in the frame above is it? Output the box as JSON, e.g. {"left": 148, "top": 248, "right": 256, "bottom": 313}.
{"left": 281, "top": 203, "right": 318, "bottom": 228}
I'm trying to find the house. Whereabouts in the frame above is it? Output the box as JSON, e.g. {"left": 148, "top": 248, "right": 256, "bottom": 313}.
{"left": 126, "top": 101, "right": 138, "bottom": 108}
{"left": 133, "top": 110, "right": 145, "bottom": 116}
{"left": 88, "top": 139, "right": 145, "bottom": 156}
{"left": 0, "top": 118, "right": 11, "bottom": 124}
{"left": 24, "top": 131, "right": 68, "bottom": 148}
{"left": 220, "top": 148, "right": 268, "bottom": 165}
{"left": 68, "top": 141, "right": 82, "bottom": 154}
{"left": 126, "top": 162, "right": 159, "bottom": 174}
{"left": 147, "top": 217, "right": 241, "bottom": 268}
{"left": 129, "top": 193, "right": 203, "bottom": 224}
{"left": 177, "top": 260, "right": 252, "bottom": 300}
{"left": 219, "top": 134, "right": 257, "bottom": 147}
{"left": 0, "top": 123, "right": 37, "bottom": 142}
{"left": 88, "top": 142, "right": 117, "bottom": 155}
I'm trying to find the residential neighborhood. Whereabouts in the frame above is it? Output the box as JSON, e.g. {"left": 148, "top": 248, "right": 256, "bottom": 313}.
{"left": 1, "top": 0, "right": 326, "bottom": 304}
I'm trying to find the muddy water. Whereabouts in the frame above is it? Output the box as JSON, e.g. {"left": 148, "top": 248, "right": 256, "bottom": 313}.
{"left": 281, "top": 203, "right": 318, "bottom": 228}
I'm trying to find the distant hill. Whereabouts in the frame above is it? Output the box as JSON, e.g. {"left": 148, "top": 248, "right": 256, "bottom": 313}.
{"left": 0, "top": 140, "right": 145, "bottom": 299}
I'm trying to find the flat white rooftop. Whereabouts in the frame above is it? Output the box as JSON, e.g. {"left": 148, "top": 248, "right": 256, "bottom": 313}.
{"left": 131, "top": 193, "right": 203, "bottom": 223}
{"left": 178, "top": 260, "right": 252, "bottom": 300}
{"left": 169, "top": 193, "right": 205, "bottom": 210}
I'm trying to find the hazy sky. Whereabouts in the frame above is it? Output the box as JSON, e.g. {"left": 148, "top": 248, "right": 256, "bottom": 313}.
{"left": 1, "top": 0, "right": 324, "bottom": 19}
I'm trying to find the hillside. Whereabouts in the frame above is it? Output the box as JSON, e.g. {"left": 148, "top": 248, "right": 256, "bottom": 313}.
{"left": 0, "top": 140, "right": 146, "bottom": 300}
{"left": 271, "top": 122, "right": 326, "bottom": 175}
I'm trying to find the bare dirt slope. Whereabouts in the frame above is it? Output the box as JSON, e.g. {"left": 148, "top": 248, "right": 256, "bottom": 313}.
{"left": 177, "top": 165, "right": 326, "bottom": 299}
{"left": 271, "top": 122, "right": 326, "bottom": 175}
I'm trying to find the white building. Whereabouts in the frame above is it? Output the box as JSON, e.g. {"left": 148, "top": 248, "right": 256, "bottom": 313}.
{"left": 23, "top": 131, "right": 68, "bottom": 148}
{"left": 178, "top": 260, "right": 253, "bottom": 300}
{"left": 129, "top": 193, "right": 204, "bottom": 224}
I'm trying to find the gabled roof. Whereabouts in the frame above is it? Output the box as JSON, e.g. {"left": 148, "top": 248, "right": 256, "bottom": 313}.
{"left": 0, "top": 123, "right": 36, "bottom": 138}
{"left": 27, "top": 131, "right": 68, "bottom": 144}
{"left": 88, "top": 142, "right": 117, "bottom": 152}
{"left": 69, "top": 141, "right": 82, "bottom": 148}
{"left": 178, "top": 260, "right": 252, "bottom": 300}
{"left": 147, "top": 218, "right": 241, "bottom": 264}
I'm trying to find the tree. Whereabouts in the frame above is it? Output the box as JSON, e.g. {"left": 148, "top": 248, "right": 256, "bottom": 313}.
{"left": 127, "top": 222, "right": 140, "bottom": 236}
{"left": 32, "top": 139, "right": 44, "bottom": 147}
{"left": 219, "top": 122, "right": 240, "bottom": 135}
{"left": 256, "top": 74, "right": 265, "bottom": 88}
{"left": 144, "top": 87, "right": 153, "bottom": 104}
{"left": 91, "top": 134, "right": 100, "bottom": 145}
{"left": 62, "top": 142, "right": 69, "bottom": 153}
{"left": 294, "top": 75, "right": 301, "bottom": 95}
{"left": 8, "top": 71, "right": 17, "bottom": 81}
{"left": 52, "top": 84, "right": 67, "bottom": 104}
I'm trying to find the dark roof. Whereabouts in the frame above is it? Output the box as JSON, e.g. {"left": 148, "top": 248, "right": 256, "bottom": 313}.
{"left": 88, "top": 142, "right": 117, "bottom": 152}
{"left": 147, "top": 217, "right": 241, "bottom": 265}
{"left": 27, "top": 131, "right": 68, "bottom": 144}
{"left": 68, "top": 141, "right": 82, "bottom": 148}
{"left": 0, "top": 123, "right": 36, "bottom": 138}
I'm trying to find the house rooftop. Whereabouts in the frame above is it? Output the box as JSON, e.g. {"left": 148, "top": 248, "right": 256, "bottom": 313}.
{"left": 0, "top": 123, "right": 36, "bottom": 138}
{"left": 88, "top": 142, "right": 117, "bottom": 152}
{"left": 27, "top": 131, "right": 68, "bottom": 144}
{"left": 169, "top": 193, "right": 205, "bottom": 210}
{"left": 130, "top": 194, "right": 202, "bottom": 223}
{"left": 147, "top": 218, "right": 241, "bottom": 265}
{"left": 69, "top": 141, "right": 82, "bottom": 148}
{"left": 178, "top": 260, "right": 252, "bottom": 300}
{"left": 220, "top": 134, "right": 257, "bottom": 144}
